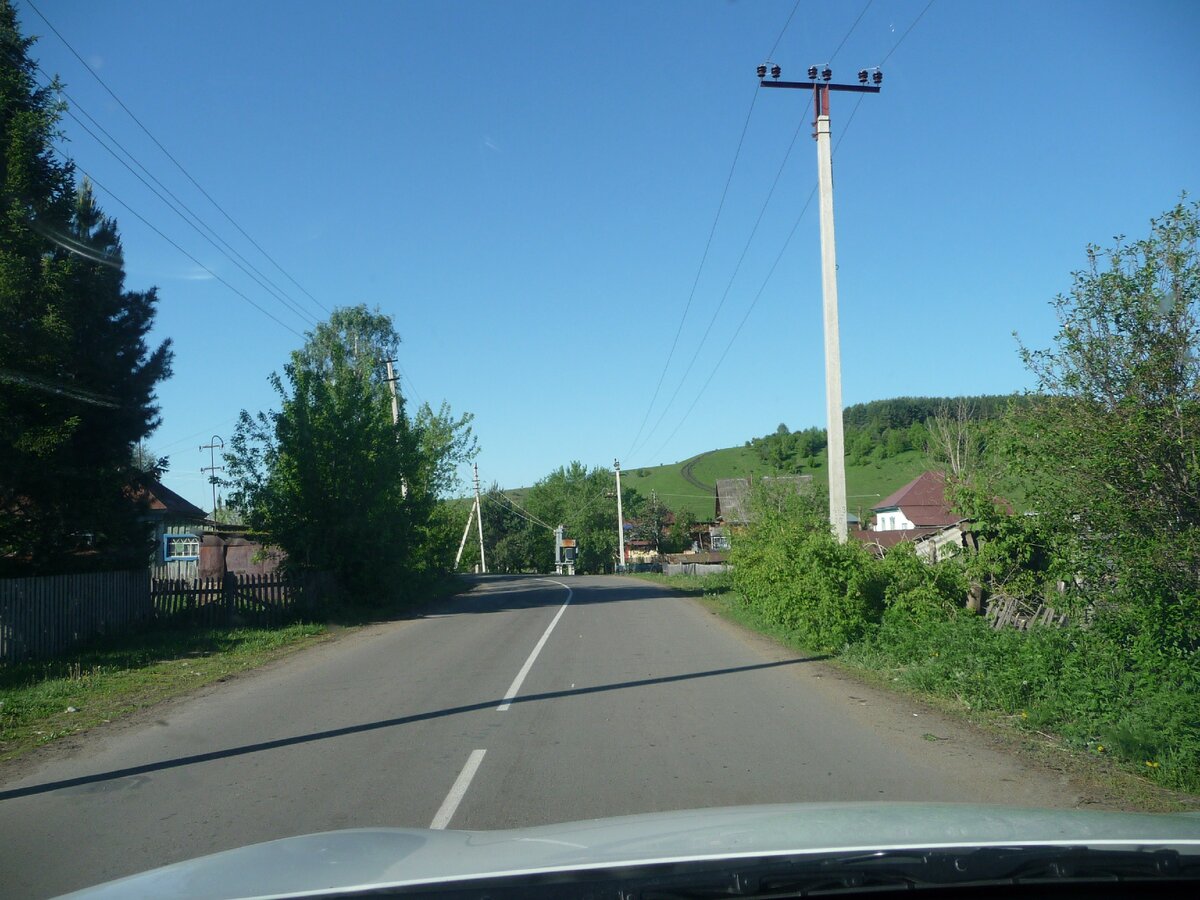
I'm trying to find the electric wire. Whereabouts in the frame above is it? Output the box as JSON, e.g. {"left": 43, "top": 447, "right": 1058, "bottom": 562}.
{"left": 622, "top": 90, "right": 760, "bottom": 460}
{"left": 56, "top": 154, "right": 306, "bottom": 339}
{"left": 627, "top": 1, "right": 879, "bottom": 462}
{"left": 879, "top": 0, "right": 935, "bottom": 66}
{"left": 57, "top": 102, "right": 319, "bottom": 328}
{"left": 24, "top": 0, "right": 331, "bottom": 316}
{"left": 637, "top": 0, "right": 935, "bottom": 466}
{"left": 622, "top": 0, "right": 807, "bottom": 461}
{"left": 764, "top": 0, "right": 803, "bottom": 63}
{"left": 828, "top": 0, "right": 874, "bottom": 65}
{"left": 626, "top": 112, "right": 808, "bottom": 461}
{"left": 485, "top": 491, "right": 554, "bottom": 532}
{"left": 49, "top": 75, "right": 321, "bottom": 326}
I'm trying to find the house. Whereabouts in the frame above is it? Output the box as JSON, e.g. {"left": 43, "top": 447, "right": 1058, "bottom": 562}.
{"left": 130, "top": 476, "right": 211, "bottom": 578}
{"left": 855, "top": 471, "right": 969, "bottom": 562}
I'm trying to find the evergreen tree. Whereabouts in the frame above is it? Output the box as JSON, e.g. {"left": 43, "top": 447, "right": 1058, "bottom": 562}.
{"left": 1, "top": 3, "right": 172, "bottom": 573}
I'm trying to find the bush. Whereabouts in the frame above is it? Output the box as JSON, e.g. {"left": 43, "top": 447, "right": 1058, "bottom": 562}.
{"left": 879, "top": 543, "right": 968, "bottom": 623}
{"left": 731, "top": 482, "right": 883, "bottom": 650}
{"left": 844, "top": 611, "right": 1200, "bottom": 792}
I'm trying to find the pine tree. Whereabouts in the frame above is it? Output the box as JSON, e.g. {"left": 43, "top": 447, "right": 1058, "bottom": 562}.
{"left": 1, "top": 1, "right": 173, "bottom": 573}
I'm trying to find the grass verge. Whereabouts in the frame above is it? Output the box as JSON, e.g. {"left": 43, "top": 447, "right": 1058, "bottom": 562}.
{"left": 0, "top": 621, "right": 328, "bottom": 765}
{"left": 631, "top": 572, "right": 1200, "bottom": 812}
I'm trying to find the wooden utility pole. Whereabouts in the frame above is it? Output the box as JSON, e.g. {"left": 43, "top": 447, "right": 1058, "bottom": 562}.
{"left": 759, "top": 63, "right": 882, "bottom": 542}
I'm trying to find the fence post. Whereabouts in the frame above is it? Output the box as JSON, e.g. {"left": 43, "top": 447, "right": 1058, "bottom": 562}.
{"left": 223, "top": 572, "right": 237, "bottom": 626}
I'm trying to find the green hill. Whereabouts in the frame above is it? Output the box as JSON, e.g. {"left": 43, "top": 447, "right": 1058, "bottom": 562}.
{"left": 621, "top": 446, "right": 934, "bottom": 522}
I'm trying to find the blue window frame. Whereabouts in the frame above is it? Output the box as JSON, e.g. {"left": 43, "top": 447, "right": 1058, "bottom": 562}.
{"left": 163, "top": 534, "right": 200, "bottom": 561}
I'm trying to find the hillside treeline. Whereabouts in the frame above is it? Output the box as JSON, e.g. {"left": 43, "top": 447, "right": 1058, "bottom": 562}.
{"left": 749, "top": 395, "right": 1026, "bottom": 471}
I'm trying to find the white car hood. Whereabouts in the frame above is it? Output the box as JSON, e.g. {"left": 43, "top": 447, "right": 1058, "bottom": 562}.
{"left": 64, "top": 802, "right": 1200, "bottom": 899}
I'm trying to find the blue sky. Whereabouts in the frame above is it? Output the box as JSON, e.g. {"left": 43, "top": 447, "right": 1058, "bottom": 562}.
{"left": 15, "top": 0, "right": 1200, "bottom": 510}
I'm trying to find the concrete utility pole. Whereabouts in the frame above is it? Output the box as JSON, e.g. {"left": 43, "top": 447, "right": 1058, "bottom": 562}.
{"left": 199, "top": 435, "right": 224, "bottom": 516}
{"left": 454, "top": 498, "right": 476, "bottom": 570}
{"left": 614, "top": 458, "right": 626, "bottom": 572}
{"left": 759, "top": 63, "right": 882, "bottom": 543}
{"left": 382, "top": 359, "right": 408, "bottom": 499}
{"left": 472, "top": 463, "right": 487, "bottom": 574}
{"left": 383, "top": 359, "right": 401, "bottom": 428}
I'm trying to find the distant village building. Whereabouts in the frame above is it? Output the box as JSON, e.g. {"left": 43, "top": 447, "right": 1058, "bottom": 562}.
{"left": 854, "top": 471, "right": 972, "bottom": 562}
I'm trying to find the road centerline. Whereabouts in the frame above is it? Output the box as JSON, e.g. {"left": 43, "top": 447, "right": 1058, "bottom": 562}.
{"left": 497, "top": 579, "right": 573, "bottom": 712}
{"left": 429, "top": 749, "right": 487, "bottom": 830}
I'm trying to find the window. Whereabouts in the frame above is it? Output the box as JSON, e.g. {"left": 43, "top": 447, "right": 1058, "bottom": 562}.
{"left": 163, "top": 534, "right": 200, "bottom": 561}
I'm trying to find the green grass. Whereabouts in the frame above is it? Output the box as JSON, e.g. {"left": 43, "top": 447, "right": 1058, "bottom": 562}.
{"left": 0, "top": 622, "right": 328, "bottom": 763}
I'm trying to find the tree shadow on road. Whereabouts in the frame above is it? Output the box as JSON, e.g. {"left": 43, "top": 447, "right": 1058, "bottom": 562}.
{"left": 0, "top": 655, "right": 828, "bottom": 801}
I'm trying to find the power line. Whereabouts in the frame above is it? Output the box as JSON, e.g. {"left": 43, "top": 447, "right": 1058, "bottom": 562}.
{"left": 627, "top": 112, "right": 808, "bottom": 461}
{"left": 764, "top": 0, "right": 803, "bottom": 63}
{"left": 56, "top": 102, "right": 319, "bottom": 328}
{"left": 879, "top": 0, "right": 935, "bottom": 66}
{"left": 628, "top": 1, "right": 879, "bottom": 461}
{"left": 24, "top": 0, "right": 330, "bottom": 316}
{"left": 828, "top": 0, "right": 874, "bottom": 65}
{"left": 642, "top": 184, "right": 817, "bottom": 467}
{"left": 58, "top": 155, "right": 306, "bottom": 339}
{"left": 485, "top": 490, "right": 554, "bottom": 532}
{"left": 638, "top": 0, "right": 936, "bottom": 466}
{"left": 49, "top": 76, "right": 323, "bottom": 325}
{"left": 622, "top": 90, "right": 760, "bottom": 460}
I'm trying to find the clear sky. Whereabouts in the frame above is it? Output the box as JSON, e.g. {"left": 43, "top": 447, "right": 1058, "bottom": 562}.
{"left": 14, "top": 0, "right": 1200, "bottom": 510}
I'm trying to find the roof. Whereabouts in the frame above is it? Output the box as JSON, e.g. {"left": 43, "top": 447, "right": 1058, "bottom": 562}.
{"left": 715, "top": 475, "right": 812, "bottom": 524}
{"left": 851, "top": 525, "right": 946, "bottom": 554}
{"left": 130, "top": 476, "right": 208, "bottom": 521}
{"left": 872, "top": 471, "right": 961, "bottom": 527}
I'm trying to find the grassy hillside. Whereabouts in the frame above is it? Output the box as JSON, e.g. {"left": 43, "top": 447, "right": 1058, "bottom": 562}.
{"left": 621, "top": 446, "right": 935, "bottom": 522}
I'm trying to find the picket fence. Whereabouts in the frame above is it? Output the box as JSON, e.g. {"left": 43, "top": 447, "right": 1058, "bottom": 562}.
{"left": 150, "top": 572, "right": 326, "bottom": 627}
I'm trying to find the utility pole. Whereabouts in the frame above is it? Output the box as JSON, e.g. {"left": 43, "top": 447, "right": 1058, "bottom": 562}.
{"left": 473, "top": 462, "right": 487, "bottom": 574}
{"left": 382, "top": 359, "right": 408, "bottom": 499}
{"left": 383, "top": 359, "right": 401, "bottom": 428}
{"left": 454, "top": 498, "right": 477, "bottom": 570}
{"left": 614, "top": 458, "right": 626, "bottom": 573}
{"left": 758, "top": 63, "right": 882, "bottom": 543}
{"left": 199, "top": 435, "right": 224, "bottom": 516}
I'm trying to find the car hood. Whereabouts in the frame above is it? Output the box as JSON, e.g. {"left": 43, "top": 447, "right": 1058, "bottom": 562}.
{"left": 64, "top": 802, "right": 1200, "bottom": 899}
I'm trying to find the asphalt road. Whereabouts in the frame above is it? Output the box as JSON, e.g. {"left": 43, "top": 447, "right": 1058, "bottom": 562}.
{"left": 0, "top": 575, "right": 1086, "bottom": 897}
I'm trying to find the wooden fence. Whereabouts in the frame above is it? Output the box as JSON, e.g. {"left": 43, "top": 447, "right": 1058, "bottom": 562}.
{"left": 0, "top": 570, "right": 152, "bottom": 664}
{"left": 985, "top": 594, "right": 1068, "bottom": 631}
{"left": 0, "top": 570, "right": 333, "bottom": 665}
{"left": 151, "top": 572, "right": 329, "bottom": 627}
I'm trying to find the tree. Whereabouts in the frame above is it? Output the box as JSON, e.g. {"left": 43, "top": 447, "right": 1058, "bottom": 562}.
{"left": 224, "top": 306, "right": 475, "bottom": 599}
{"left": 1012, "top": 198, "right": 1200, "bottom": 651}
{"left": 522, "top": 462, "right": 641, "bottom": 574}
{"left": 928, "top": 399, "right": 982, "bottom": 481}
{"left": 631, "top": 492, "right": 671, "bottom": 553}
{"left": 1, "top": 5, "right": 173, "bottom": 573}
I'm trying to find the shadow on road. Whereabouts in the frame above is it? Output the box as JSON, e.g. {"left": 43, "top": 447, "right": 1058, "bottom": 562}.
{"left": 421, "top": 575, "right": 706, "bottom": 617}
{"left": 0, "top": 655, "right": 827, "bottom": 801}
